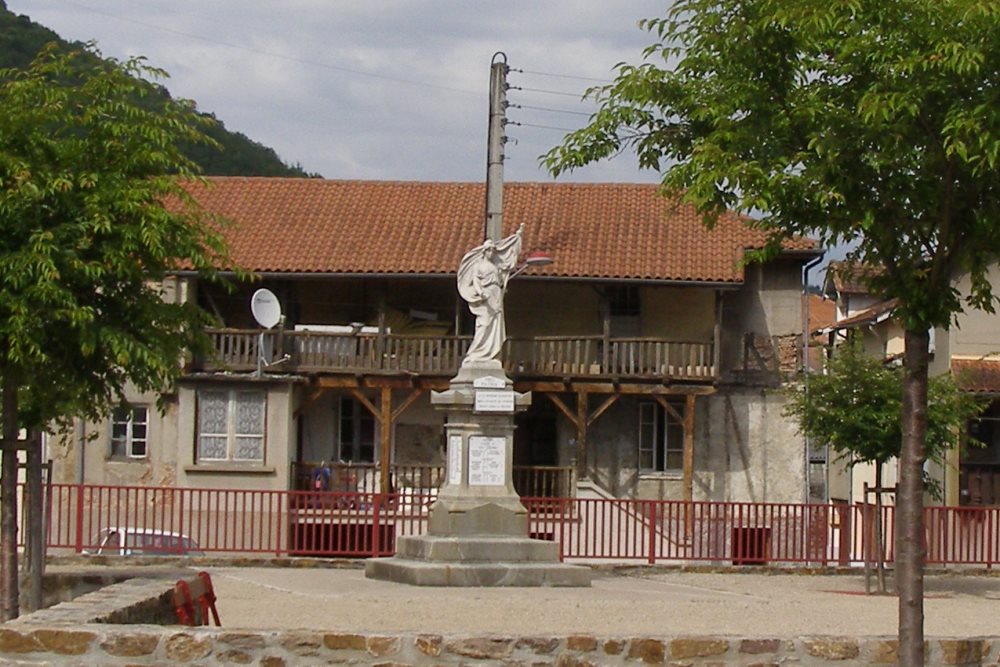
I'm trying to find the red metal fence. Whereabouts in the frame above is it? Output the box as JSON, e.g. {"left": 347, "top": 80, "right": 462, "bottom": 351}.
{"left": 11, "top": 484, "right": 1000, "bottom": 566}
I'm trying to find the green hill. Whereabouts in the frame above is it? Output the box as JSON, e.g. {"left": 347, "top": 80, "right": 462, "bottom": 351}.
{"left": 0, "top": 1, "right": 318, "bottom": 177}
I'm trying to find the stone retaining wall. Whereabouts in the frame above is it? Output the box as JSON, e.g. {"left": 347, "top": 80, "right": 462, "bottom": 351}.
{"left": 2, "top": 575, "right": 998, "bottom": 665}
{"left": 1, "top": 626, "right": 997, "bottom": 665}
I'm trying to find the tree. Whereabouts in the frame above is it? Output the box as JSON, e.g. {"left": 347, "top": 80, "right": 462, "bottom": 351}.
{"left": 544, "top": 1, "right": 1000, "bottom": 661}
{"left": 0, "top": 44, "right": 232, "bottom": 620}
{"left": 785, "top": 336, "right": 982, "bottom": 591}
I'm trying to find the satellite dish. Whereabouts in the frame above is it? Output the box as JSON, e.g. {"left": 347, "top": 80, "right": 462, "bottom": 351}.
{"left": 251, "top": 288, "right": 282, "bottom": 329}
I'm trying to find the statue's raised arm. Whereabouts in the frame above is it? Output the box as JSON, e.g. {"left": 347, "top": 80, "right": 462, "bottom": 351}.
{"left": 457, "top": 226, "right": 523, "bottom": 365}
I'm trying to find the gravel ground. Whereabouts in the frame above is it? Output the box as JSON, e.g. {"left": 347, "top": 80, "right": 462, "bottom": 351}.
{"left": 207, "top": 567, "right": 1000, "bottom": 637}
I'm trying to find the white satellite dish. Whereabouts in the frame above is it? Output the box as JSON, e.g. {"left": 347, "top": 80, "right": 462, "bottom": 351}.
{"left": 250, "top": 288, "right": 282, "bottom": 329}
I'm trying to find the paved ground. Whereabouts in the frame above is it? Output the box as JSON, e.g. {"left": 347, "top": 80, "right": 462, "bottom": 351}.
{"left": 198, "top": 565, "right": 1000, "bottom": 638}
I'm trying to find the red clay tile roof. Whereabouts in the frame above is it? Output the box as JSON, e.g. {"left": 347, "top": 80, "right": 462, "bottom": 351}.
{"left": 819, "top": 298, "right": 899, "bottom": 333}
{"left": 953, "top": 358, "right": 1000, "bottom": 393}
{"left": 806, "top": 294, "right": 837, "bottom": 333}
{"left": 187, "top": 178, "right": 817, "bottom": 283}
{"left": 827, "top": 261, "right": 882, "bottom": 295}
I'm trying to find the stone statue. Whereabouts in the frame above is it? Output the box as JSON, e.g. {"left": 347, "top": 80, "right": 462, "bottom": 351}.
{"left": 457, "top": 224, "right": 523, "bottom": 365}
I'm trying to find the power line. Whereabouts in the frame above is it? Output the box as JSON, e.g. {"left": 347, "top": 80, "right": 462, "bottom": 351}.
{"left": 509, "top": 86, "right": 587, "bottom": 99}
{"left": 508, "top": 121, "right": 581, "bottom": 133}
{"left": 510, "top": 103, "right": 593, "bottom": 117}
{"left": 49, "top": 0, "right": 481, "bottom": 97}
{"left": 512, "top": 68, "right": 611, "bottom": 84}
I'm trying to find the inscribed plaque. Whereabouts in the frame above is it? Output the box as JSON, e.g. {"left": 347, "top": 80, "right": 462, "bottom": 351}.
{"left": 448, "top": 435, "right": 463, "bottom": 486}
{"left": 474, "top": 389, "right": 515, "bottom": 413}
{"left": 467, "top": 436, "right": 506, "bottom": 486}
{"left": 473, "top": 375, "right": 506, "bottom": 389}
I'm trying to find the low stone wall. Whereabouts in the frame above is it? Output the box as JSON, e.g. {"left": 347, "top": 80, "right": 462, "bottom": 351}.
{"left": 2, "top": 573, "right": 998, "bottom": 665}
{"left": 13, "top": 577, "right": 179, "bottom": 627}
{"left": 1, "top": 626, "right": 997, "bottom": 665}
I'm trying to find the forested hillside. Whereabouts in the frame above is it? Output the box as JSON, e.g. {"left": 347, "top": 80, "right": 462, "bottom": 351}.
{"left": 0, "top": 1, "right": 317, "bottom": 177}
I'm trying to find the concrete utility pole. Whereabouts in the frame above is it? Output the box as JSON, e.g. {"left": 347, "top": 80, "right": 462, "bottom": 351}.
{"left": 484, "top": 53, "right": 508, "bottom": 243}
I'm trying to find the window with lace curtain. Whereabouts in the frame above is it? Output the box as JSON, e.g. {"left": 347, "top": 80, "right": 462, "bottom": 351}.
{"left": 196, "top": 389, "right": 266, "bottom": 463}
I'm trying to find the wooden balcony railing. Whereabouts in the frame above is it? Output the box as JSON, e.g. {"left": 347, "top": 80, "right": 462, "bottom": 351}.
{"left": 291, "top": 461, "right": 576, "bottom": 499}
{"left": 202, "top": 329, "right": 717, "bottom": 380}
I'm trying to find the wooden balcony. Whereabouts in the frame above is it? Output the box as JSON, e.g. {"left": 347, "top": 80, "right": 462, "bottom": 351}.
{"left": 201, "top": 329, "right": 717, "bottom": 381}
{"left": 291, "top": 461, "right": 576, "bottom": 499}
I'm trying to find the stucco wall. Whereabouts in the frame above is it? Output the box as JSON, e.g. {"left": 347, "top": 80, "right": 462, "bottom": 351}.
{"left": 718, "top": 260, "right": 805, "bottom": 376}
{"left": 579, "top": 388, "right": 806, "bottom": 504}
{"left": 642, "top": 287, "right": 715, "bottom": 340}
{"left": 172, "top": 380, "right": 296, "bottom": 492}
{"left": 298, "top": 391, "right": 446, "bottom": 467}
{"left": 45, "top": 386, "right": 180, "bottom": 488}
{"left": 949, "top": 265, "right": 1000, "bottom": 360}
{"left": 694, "top": 388, "right": 806, "bottom": 504}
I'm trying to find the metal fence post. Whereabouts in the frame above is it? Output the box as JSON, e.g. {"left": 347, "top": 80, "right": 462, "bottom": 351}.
{"left": 648, "top": 502, "right": 657, "bottom": 565}
{"left": 73, "top": 484, "right": 85, "bottom": 553}
{"left": 372, "top": 493, "right": 382, "bottom": 557}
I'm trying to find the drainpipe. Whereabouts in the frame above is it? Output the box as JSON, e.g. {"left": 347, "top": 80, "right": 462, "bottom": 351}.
{"left": 75, "top": 419, "right": 85, "bottom": 485}
{"left": 801, "top": 253, "right": 824, "bottom": 503}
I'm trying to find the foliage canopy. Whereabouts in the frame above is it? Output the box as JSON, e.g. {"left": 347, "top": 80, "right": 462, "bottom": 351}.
{"left": 544, "top": 2, "right": 1000, "bottom": 656}
{"left": 785, "top": 338, "right": 982, "bottom": 496}
{"left": 545, "top": 0, "right": 1000, "bottom": 329}
{"left": 0, "top": 44, "right": 234, "bottom": 426}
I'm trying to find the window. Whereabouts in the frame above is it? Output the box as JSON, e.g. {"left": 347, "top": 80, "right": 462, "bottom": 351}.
{"left": 609, "top": 285, "right": 641, "bottom": 317}
{"left": 338, "top": 397, "right": 376, "bottom": 463}
{"left": 111, "top": 405, "right": 148, "bottom": 458}
{"left": 638, "top": 401, "right": 684, "bottom": 473}
{"left": 197, "top": 389, "right": 266, "bottom": 463}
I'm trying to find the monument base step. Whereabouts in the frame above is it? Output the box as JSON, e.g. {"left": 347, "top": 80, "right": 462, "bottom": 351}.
{"left": 365, "top": 535, "right": 591, "bottom": 587}
{"left": 393, "top": 535, "right": 559, "bottom": 562}
{"left": 365, "top": 557, "right": 592, "bottom": 587}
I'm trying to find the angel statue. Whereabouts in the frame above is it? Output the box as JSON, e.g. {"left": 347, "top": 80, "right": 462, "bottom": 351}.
{"left": 457, "top": 224, "right": 524, "bottom": 365}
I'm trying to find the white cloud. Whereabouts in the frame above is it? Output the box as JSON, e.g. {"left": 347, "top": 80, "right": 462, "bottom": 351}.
{"left": 9, "top": 0, "right": 666, "bottom": 182}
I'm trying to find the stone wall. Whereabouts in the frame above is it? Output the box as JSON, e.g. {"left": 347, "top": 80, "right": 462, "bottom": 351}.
{"left": 3, "top": 577, "right": 996, "bottom": 665}
{"left": 1, "top": 625, "right": 997, "bottom": 665}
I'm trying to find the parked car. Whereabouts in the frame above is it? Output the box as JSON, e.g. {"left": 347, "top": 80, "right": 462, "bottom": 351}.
{"left": 88, "top": 527, "right": 204, "bottom": 557}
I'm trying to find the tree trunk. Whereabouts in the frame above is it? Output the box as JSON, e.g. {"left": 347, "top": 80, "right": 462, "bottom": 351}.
{"left": 897, "top": 328, "right": 929, "bottom": 665}
{"left": 0, "top": 376, "right": 19, "bottom": 621}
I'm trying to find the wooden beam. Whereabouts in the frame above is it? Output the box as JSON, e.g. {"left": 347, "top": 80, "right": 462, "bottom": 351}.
{"left": 316, "top": 375, "right": 449, "bottom": 391}
{"left": 319, "top": 376, "right": 362, "bottom": 388}
{"left": 391, "top": 389, "right": 424, "bottom": 422}
{"left": 545, "top": 393, "right": 580, "bottom": 427}
{"left": 683, "top": 393, "right": 696, "bottom": 504}
{"left": 294, "top": 384, "right": 330, "bottom": 418}
{"left": 349, "top": 389, "right": 381, "bottom": 421}
{"left": 577, "top": 390, "right": 589, "bottom": 480}
{"left": 379, "top": 387, "right": 392, "bottom": 494}
{"left": 516, "top": 381, "right": 716, "bottom": 396}
{"left": 587, "top": 394, "right": 619, "bottom": 427}
{"left": 654, "top": 396, "right": 684, "bottom": 424}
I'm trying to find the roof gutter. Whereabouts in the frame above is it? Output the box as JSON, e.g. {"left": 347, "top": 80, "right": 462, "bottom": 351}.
{"left": 172, "top": 270, "right": 747, "bottom": 290}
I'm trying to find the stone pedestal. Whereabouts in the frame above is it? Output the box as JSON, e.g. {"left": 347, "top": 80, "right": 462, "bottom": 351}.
{"left": 365, "top": 361, "right": 590, "bottom": 587}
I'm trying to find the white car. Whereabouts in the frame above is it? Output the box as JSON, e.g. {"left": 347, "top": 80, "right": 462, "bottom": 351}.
{"left": 89, "top": 527, "right": 204, "bottom": 557}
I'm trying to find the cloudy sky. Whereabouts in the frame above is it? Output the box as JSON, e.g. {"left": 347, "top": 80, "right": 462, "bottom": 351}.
{"left": 9, "top": 0, "right": 668, "bottom": 183}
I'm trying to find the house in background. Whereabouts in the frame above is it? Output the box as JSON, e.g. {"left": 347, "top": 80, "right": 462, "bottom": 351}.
{"left": 47, "top": 178, "right": 820, "bottom": 505}
{"left": 819, "top": 262, "right": 1000, "bottom": 507}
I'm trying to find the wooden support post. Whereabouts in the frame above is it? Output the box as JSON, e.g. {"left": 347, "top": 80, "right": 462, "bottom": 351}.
{"left": 576, "top": 390, "right": 588, "bottom": 480}
{"left": 713, "top": 290, "right": 722, "bottom": 376}
{"left": 350, "top": 385, "right": 425, "bottom": 496}
{"left": 379, "top": 387, "right": 392, "bottom": 495}
{"left": 547, "top": 391, "right": 619, "bottom": 484}
{"left": 683, "top": 394, "right": 696, "bottom": 504}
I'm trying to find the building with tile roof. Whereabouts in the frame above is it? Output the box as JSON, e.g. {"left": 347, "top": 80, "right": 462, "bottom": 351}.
{"left": 819, "top": 262, "right": 1000, "bottom": 508}
{"left": 51, "top": 177, "right": 826, "bottom": 543}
